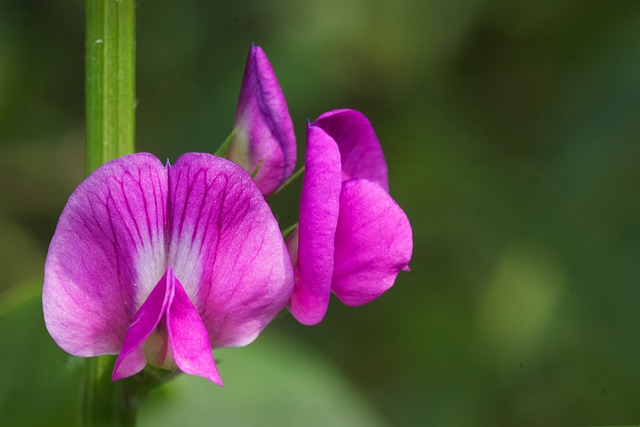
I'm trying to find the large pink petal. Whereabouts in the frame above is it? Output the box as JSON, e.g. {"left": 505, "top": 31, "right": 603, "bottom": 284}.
{"left": 288, "top": 124, "right": 342, "bottom": 325}
{"left": 331, "top": 179, "right": 412, "bottom": 306}
{"left": 167, "top": 153, "right": 293, "bottom": 347}
{"left": 43, "top": 153, "right": 168, "bottom": 356}
{"left": 313, "top": 109, "right": 388, "bottom": 191}
{"left": 229, "top": 44, "right": 296, "bottom": 196}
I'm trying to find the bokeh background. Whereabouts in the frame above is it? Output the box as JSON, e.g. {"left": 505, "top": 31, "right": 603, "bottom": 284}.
{"left": 2, "top": 0, "right": 640, "bottom": 426}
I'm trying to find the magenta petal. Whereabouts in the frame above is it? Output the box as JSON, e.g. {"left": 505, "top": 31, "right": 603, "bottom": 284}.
{"left": 112, "top": 270, "right": 172, "bottom": 380}
{"left": 332, "top": 179, "right": 412, "bottom": 306}
{"left": 167, "top": 153, "right": 293, "bottom": 347}
{"left": 43, "top": 153, "right": 168, "bottom": 357}
{"left": 229, "top": 44, "right": 296, "bottom": 196}
{"left": 313, "top": 109, "right": 389, "bottom": 191}
{"left": 289, "top": 124, "right": 342, "bottom": 325}
{"left": 167, "top": 272, "right": 222, "bottom": 386}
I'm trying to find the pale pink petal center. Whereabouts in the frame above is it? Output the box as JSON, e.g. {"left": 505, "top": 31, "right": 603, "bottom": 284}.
{"left": 112, "top": 268, "right": 173, "bottom": 380}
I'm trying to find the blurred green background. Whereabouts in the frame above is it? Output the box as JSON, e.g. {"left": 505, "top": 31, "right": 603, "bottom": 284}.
{"left": 2, "top": 0, "right": 640, "bottom": 426}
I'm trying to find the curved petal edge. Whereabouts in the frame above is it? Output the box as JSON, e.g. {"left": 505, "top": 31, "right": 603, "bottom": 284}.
{"left": 288, "top": 124, "right": 342, "bottom": 325}
{"left": 43, "top": 153, "right": 168, "bottom": 357}
{"left": 331, "top": 179, "right": 412, "bottom": 306}
{"left": 313, "top": 109, "right": 388, "bottom": 191}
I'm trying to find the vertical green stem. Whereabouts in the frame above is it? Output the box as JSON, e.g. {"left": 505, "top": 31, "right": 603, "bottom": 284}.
{"left": 79, "top": 357, "right": 176, "bottom": 427}
{"left": 82, "top": 0, "right": 137, "bottom": 425}
{"left": 80, "top": 357, "right": 138, "bottom": 427}
{"left": 85, "top": 0, "right": 136, "bottom": 175}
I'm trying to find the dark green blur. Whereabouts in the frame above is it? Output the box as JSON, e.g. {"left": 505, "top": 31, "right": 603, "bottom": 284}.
{"left": 1, "top": 1, "right": 640, "bottom": 426}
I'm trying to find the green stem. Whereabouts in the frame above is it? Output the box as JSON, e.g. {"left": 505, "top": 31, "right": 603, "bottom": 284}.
{"left": 269, "top": 166, "right": 305, "bottom": 198}
{"left": 85, "top": 0, "right": 136, "bottom": 175}
{"left": 82, "top": 0, "right": 138, "bottom": 425}
{"left": 281, "top": 222, "right": 298, "bottom": 239}
{"left": 80, "top": 358, "right": 176, "bottom": 427}
{"left": 214, "top": 129, "right": 236, "bottom": 158}
{"left": 80, "top": 357, "right": 138, "bottom": 427}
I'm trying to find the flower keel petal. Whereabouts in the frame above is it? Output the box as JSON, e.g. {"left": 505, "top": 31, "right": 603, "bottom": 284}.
{"left": 167, "top": 272, "right": 222, "bottom": 386}
{"left": 112, "top": 269, "right": 172, "bottom": 380}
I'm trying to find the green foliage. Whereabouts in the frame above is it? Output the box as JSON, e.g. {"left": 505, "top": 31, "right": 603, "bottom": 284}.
{"left": 0, "top": 291, "right": 384, "bottom": 427}
{"left": 139, "top": 330, "right": 385, "bottom": 427}
{"left": 0, "top": 286, "right": 81, "bottom": 426}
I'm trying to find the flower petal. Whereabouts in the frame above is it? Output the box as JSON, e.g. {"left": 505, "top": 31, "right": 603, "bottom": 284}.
{"left": 112, "top": 269, "right": 172, "bottom": 381}
{"left": 313, "top": 109, "right": 388, "bottom": 191}
{"left": 229, "top": 44, "right": 296, "bottom": 196}
{"left": 331, "top": 179, "right": 412, "bottom": 306}
{"left": 167, "top": 272, "right": 222, "bottom": 386}
{"left": 288, "top": 124, "right": 342, "bottom": 325}
{"left": 167, "top": 153, "right": 293, "bottom": 347}
{"left": 43, "top": 153, "right": 168, "bottom": 356}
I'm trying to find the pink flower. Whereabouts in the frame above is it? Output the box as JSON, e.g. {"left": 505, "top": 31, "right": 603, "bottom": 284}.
{"left": 287, "top": 109, "right": 413, "bottom": 325}
{"left": 228, "top": 45, "right": 296, "bottom": 196}
{"left": 43, "top": 153, "right": 293, "bottom": 386}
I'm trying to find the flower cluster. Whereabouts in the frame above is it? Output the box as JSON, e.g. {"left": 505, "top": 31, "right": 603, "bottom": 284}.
{"left": 43, "top": 45, "right": 413, "bottom": 386}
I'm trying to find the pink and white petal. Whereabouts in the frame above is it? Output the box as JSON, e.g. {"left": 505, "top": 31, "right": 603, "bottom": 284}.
{"left": 167, "top": 272, "right": 222, "bottom": 386}
{"left": 229, "top": 45, "right": 296, "bottom": 196}
{"left": 313, "top": 109, "right": 388, "bottom": 191}
{"left": 112, "top": 269, "right": 172, "bottom": 380}
{"left": 167, "top": 153, "right": 293, "bottom": 348}
{"left": 288, "top": 124, "right": 342, "bottom": 325}
{"left": 43, "top": 153, "right": 168, "bottom": 356}
{"left": 331, "top": 179, "right": 412, "bottom": 306}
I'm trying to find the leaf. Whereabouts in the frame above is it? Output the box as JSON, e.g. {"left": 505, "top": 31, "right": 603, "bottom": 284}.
{"left": 0, "top": 284, "right": 82, "bottom": 426}
{"left": 138, "top": 328, "right": 386, "bottom": 427}
{"left": 0, "top": 286, "right": 385, "bottom": 427}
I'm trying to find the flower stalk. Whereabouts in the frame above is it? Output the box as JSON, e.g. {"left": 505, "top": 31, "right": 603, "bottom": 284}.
{"left": 80, "top": 357, "right": 178, "bottom": 427}
{"left": 270, "top": 166, "right": 305, "bottom": 198}
{"left": 82, "top": 0, "right": 137, "bottom": 424}
{"left": 85, "top": 0, "right": 136, "bottom": 175}
{"left": 80, "top": 357, "right": 137, "bottom": 427}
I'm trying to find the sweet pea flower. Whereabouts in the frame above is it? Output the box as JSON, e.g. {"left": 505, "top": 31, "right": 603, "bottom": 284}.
{"left": 287, "top": 109, "right": 412, "bottom": 325}
{"left": 43, "top": 153, "right": 293, "bottom": 386}
{"left": 228, "top": 45, "right": 296, "bottom": 197}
